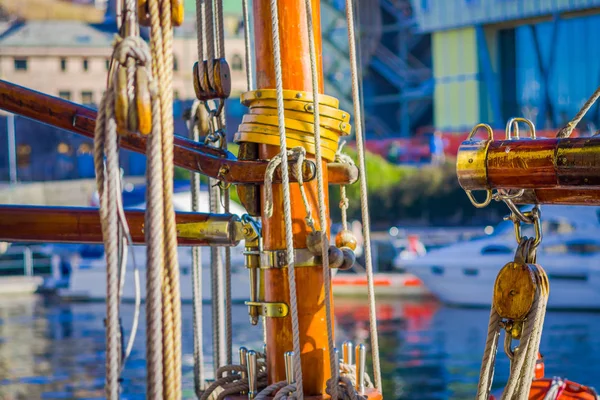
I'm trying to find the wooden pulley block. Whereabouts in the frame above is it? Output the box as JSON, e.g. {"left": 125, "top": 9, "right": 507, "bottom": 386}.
{"left": 135, "top": 67, "right": 152, "bottom": 135}
{"left": 171, "top": 0, "right": 184, "bottom": 26}
{"left": 493, "top": 261, "right": 538, "bottom": 321}
{"left": 137, "top": 0, "right": 150, "bottom": 26}
{"left": 213, "top": 58, "right": 231, "bottom": 99}
{"left": 115, "top": 65, "right": 129, "bottom": 131}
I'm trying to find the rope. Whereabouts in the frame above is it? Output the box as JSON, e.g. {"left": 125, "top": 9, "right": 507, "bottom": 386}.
{"left": 302, "top": 1, "right": 337, "bottom": 397}
{"left": 344, "top": 0, "right": 382, "bottom": 390}
{"left": 557, "top": 84, "right": 600, "bottom": 138}
{"left": 476, "top": 309, "right": 501, "bottom": 399}
{"left": 214, "top": 0, "right": 232, "bottom": 367}
{"left": 242, "top": 0, "right": 254, "bottom": 91}
{"left": 147, "top": 0, "right": 182, "bottom": 397}
{"left": 268, "top": 0, "right": 304, "bottom": 395}
{"left": 188, "top": 101, "right": 206, "bottom": 397}
{"left": 335, "top": 143, "right": 353, "bottom": 231}
{"left": 205, "top": 0, "right": 216, "bottom": 90}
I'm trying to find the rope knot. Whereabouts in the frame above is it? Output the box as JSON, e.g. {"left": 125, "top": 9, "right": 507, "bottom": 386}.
{"left": 112, "top": 35, "right": 152, "bottom": 67}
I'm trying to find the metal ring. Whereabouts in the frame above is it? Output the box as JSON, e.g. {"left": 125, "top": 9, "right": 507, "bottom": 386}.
{"left": 467, "top": 123, "right": 494, "bottom": 141}
{"left": 465, "top": 189, "right": 492, "bottom": 208}
{"left": 505, "top": 117, "right": 536, "bottom": 140}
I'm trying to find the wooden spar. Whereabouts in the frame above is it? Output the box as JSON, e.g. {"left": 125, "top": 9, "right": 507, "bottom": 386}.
{"left": 253, "top": 0, "right": 332, "bottom": 395}
{"left": 0, "top": 80, "right": 357, "bottom": 185}
{"left": 457, "top": 136, "right": 600, "bottom": 205}
{"left": 0, "top": 205, "right": 241, "bottom": 246}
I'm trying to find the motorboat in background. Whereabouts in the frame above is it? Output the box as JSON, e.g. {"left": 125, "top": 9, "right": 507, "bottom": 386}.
{"left": 399, "top": 206, "right": 600, "bottom": 309}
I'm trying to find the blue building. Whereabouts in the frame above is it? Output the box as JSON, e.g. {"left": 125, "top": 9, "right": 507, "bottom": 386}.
{"left": 411, "top": 0, "right": 600, "bottom": 132}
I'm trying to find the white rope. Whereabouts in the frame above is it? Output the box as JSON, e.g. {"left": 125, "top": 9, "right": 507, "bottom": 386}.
{"left": 557, "top": 84, "right": 600, "bottom": 138}
{"left": 268, "top": 0, "right": 304, "bottom": 395}
{"left": 476, "top": 308, "right": 501, "bottom": 399}
{"left": 205, "top": 0, "right": 216, "bottom": 90}
{"left": 188, "top": 101, "right": 206, "bottom": 397}
{"left": 344, "top": 0, "right": 382, "bottom": 390}
{"left": 241, "top": 0, "right": 254, "bottom": 91}
{"left": 335, "top": 143, "right": 353, "bottom": 231}
{"left": 302, "top": 1, "right": 337, "bottom": 397}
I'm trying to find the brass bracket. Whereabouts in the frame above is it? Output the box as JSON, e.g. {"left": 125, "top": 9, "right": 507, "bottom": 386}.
{"left": 260, "top": 248, "right": 321, "bottom": 269}
{"left": 245, "top": 301, "right": 289, "bottom": 318}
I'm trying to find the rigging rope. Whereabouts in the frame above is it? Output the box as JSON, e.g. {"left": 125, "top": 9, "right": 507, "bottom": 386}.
{"left": 188, "top": 101, "right": 206, "bottom": 397}
{"left": 147, "top": 0, "right": 182, "bottom": 397}
{"left": 242, "top": 0, "right": 254, "bottom": 91}
{"left": 334, "top": 143, "right": 353, "bottom": 231}
{"left": 268, "top": 0, "right": 304, "bottom": 396}
{"left": 95, "top": 33, "right": 153, "bottom": 399}
{"left": 557, "top": 84, "right": 600, "bottom": 138}
{"left": 302, "top": 1, "right": 337, "bottom": 398}
{"left": 344, "top": 0, "right": 382, "bottom": 390}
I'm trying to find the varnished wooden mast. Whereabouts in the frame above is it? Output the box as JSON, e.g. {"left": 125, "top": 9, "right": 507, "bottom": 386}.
{"left": 253, "top": 0, "right": 332, "bottom": 395}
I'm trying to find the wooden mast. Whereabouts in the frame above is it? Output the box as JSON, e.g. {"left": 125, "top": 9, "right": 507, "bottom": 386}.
{"left": 253, "top": 0, "right": 332, "bottom": 395}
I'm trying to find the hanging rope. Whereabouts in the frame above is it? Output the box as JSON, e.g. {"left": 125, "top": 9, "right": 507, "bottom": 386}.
{"left": 187, "top": 100, "right": 206, "bottom": 397}
{"left": 95, "top": 32, "right": 154, "bottom": 399}
{"left": 268, "top": 0, "right": 304, "bottom": 396}
{"left": 242, "top": 0, "right": 254, "bottom": 91}
{"left": 344, "top": 0, "right": 382, "bottom": 390}
{"left": 147, "top": 0, "right": 182, "bottom": 397}
{"left": 335, "top": 143, "right": 354, "bottom": 231}
{"left": 302, "top": 1, "right": 337, "bottom": 398}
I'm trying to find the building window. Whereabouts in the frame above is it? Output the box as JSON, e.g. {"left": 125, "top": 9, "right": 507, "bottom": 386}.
{"left": 82, "top": 58, "right": 89, "bottom": 72}
{"left": 14, "top": 58, "right": 27, "bottom": 71}
{"left": 106, "top": 59, "right": 110, "bottom": 70}
{"left": 173, "top": 90, "right": 180, "bottom": 100}
{"left": 60, "top": 58, "right": 67, "bottom": 72}
{"left": 59, "top": 91, "right": 71, "bottom": 100}
{"left": 173, "top": 56, "right": 179, "bottom": 71}
{"left": 81, "top": 91, "right": 94, "bottom": 105}
{"left": 231, "top": 54, "right": 243, "bottom": 71}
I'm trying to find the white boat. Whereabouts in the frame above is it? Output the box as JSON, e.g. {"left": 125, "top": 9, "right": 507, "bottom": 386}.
{"left": 399, "top": 205, "right": 600, "bottom": 309}
{"left": 58, "top": 189, "right": 252, "bottom": 303}
{"left": 0, "top": 242, "right": 59, "bottom": 295}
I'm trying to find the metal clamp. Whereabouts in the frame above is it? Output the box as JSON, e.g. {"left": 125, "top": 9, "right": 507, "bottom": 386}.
{"left": 245, "top": 301, "right": 289, "bottom": 318}
{"left": 260, "top": 248, "right": 321, "bottom": 269}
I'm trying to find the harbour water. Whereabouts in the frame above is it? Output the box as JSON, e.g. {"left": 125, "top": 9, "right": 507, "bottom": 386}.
{"left": 1, "top": 295, "right": 599, "bottom": 399}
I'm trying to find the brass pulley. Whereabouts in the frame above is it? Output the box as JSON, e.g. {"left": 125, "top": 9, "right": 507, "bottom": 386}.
{"left": 235, "top": 89, "right": 351, "bottom": 162}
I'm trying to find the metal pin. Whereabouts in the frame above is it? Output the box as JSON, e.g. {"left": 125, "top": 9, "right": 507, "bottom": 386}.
{"left": 239, "top": 347, "right": 248, "bottom": 394}
{"left": 355, "top": 344, "right": 366, "bottom": 394}
{"left": 247, "top": 350, "right": 258, "bottom": 399}
{"left": 342, "top": 340, "right": 353, "bottom": 365}
{"left": 284, "top": 351, "right": 295, "bottom": 385}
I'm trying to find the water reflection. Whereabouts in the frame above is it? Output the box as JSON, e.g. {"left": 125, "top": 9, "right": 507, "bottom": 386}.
{"left": 0, "top": 296, "right": 599, "bottom": 399}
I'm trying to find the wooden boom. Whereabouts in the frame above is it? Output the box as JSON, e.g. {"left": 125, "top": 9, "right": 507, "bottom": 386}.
{"left": 0, "top": 205, "right": 242, "bottom": 246}
{"left": 457, "top": 136, "right": 600, "bottom": 205}
{"left": 0, "top": 80, "right": 357, "bottom": 186}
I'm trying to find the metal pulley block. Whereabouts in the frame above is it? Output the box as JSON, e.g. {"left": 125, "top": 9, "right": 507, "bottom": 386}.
{"left": 137, "top": 0, "right": 184, "bottom": 26}
{"left": 192, "top": 58, "right": 232, "bottom": 102}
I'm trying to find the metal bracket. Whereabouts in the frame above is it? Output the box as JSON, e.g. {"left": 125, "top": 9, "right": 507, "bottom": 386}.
{"left": 245, "top": 301, "right": 289, "bottom": 318}
{"left": 260, "top": 248, "right": 321, "bottom": 269}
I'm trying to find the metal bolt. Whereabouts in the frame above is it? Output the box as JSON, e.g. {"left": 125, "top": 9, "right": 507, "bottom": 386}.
{"left": 296, "top": 92, "right": 303, "bottom": 98}
{"left": 342, "top": 340, "right": 353, "bottom": 365}
{"left": 284, "top": 351, "right": 295, "bottom": 385}
{"left": 468, "top": 158, "right": 473, "bottom": 163}
{"left": 247, "top": 350, "right": 258, "bottom": 398}
{"left": 355, "top": 344, "right": 366, "bottom": 394}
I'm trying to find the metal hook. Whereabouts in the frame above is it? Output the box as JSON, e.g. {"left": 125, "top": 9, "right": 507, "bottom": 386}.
{"left": 466, "top": 189, "right": 493, "bottom": 208}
